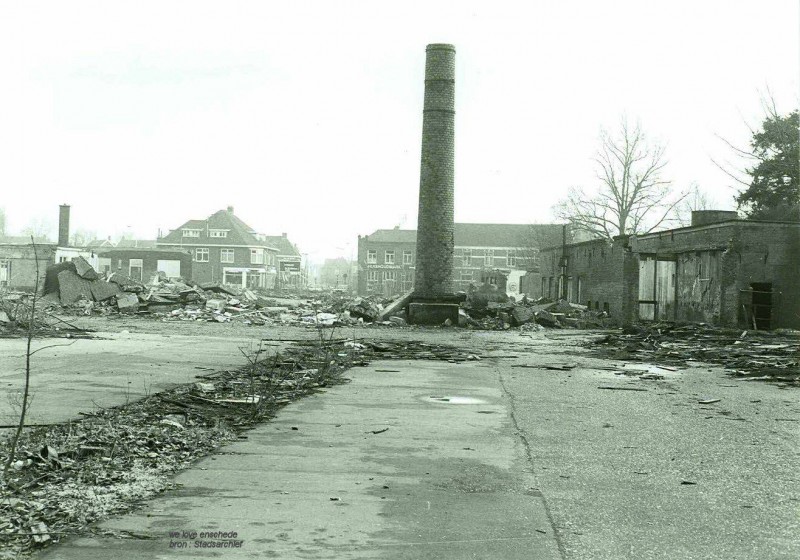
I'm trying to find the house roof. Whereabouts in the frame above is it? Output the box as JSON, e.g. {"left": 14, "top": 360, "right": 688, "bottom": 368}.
{"left": 455, "top": 223, "right": 563, "bottom": 248}
{"left": 115, "top": 239, "right": 157, "bottom": 248}
{"left": 98, "top": 247, "right": 191, "bottom": 257}
{"left": 84, "top": 239, "right": 116, "bottom": 249}
{"left": 362, "top": 229, "right": 418, "bottom": 244}
{"left": 262, "top": 235, "right": 301, "bottom": 257}
{"left": 158, "top": 209, "right": 272, "bottom": 248}
{"left": 361, "top": 224, "right": 564, "bottom": 248}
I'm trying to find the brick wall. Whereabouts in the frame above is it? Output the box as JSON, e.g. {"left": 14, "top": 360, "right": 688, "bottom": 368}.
{"left": 414, "top": 44, "right": 455, "bottom": 297}
{"left": 539, "top": 238, "right": 629, "bottom": 320}
{"left": 0, "top": 244, "right": 56, "bottom": 291}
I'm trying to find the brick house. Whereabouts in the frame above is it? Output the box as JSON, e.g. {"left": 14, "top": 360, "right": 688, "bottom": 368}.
{"left": 538, "top": 211, "right": 800, "bottom": 329}
{"left": 156, "top": 207, "right": 278, "bottom": 289}
{"left": 356, "top": 223, "right": 563, "bottom": 297}
{"left": 262, "top": 234, "right": 303, "bottom": 288}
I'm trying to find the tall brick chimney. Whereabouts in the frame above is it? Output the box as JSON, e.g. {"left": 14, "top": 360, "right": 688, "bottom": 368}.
{"left": 414, "top": 43, "right": 455, "bottom": 297}
{"left": 408, "top": 44, "right": 460, "bottom": 325}
{"left": 58, "top": 204, "right": 70, "bottom": 247}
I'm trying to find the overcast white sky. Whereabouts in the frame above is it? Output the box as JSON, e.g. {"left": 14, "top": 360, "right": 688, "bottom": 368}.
{"left": 1, "top": 1, "right": 798, "bottom": 262}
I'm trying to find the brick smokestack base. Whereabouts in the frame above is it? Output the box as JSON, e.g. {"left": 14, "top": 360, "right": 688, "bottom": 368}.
{"left": 414, "top": 43, "right": 455, "bottom": 298}
{"left": 58, "top": 204, "right": 70, "bottom": 247}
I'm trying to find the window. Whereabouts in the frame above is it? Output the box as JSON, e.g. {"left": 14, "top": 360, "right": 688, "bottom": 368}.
{"left": 194, "top": 248, "right": 209, "bottom": 262}
{"left": 220, "top": 249, "right": 235, "bottom": 263}
{"left": 182, "top": 229, "right": 201, "bottom": 238}
{"left": 129, "top": 258, "right": 143, "bottom": 281}
{"left": 385, "top": 250, "right": 395, "bottom": 264}
{"left": 484, "top": 249, "right": 494, "bottom": 266}
{"left": 461, "top": 270, "right": 473, "bottom": 282}
{"left": 367, "top": 250, "right": 377, "bottom": 264}
{"left": 384, "top": 271, "right": 396, "bottom": 281}
{"left": 0, "top": 260, "right": 10, "bottom": 286}
{"left": 367, "top": 270, "right": 380, "bottom": 281}
{"left": 541, "top": 278, "right": 547, "bottom": 297}
{"left": 250, "top": 249, "right": 264, "bottom": 265}
{"left": 403, "top": 250, "right": 413, "bottom": 265}
{"left": 209, "top": 230, "right": 228, "bottom": 238}
{"left": 462, "top": 248, "right": 472, "bottom": 266}
{"left": 224, "top": 271, "right": 243, "bottom": 286}
{"left": 507, "top": 250, "right": 517, "bottom": 267}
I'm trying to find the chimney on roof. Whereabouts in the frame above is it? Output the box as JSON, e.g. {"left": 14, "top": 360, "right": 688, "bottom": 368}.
{"left": 58, "top": 204, "right": 70, "bottom": 247}
{"left": 282, "top": 232, "right": 287, "bottom": 238}
{"left": 227, "top": 206, "right": 234, "bottom": 214}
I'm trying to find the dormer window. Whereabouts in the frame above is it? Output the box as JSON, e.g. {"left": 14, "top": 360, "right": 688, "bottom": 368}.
{"left": 209, "top": 229, "right": 229, "bottom": 238}
{"left": 182, "top": 229, "right": 201, "bottom": 238}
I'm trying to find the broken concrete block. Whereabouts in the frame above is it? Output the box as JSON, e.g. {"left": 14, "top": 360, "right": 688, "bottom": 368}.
{"left": 116, "top": 293, "right": 140, "bottom": 313}
{"left": 58, "top": 270, "right": 94, "bottom": 305}
{"left": 535, "top": 309, "right": 560, "bottom": 327}
{"left": 206, "top": 299, "right": 226, "bottom": 312}
{"left": 511, "top": 306, "right": 534, "bottom": 326}
{"left": 90, "top": 280, "right": 120, "bottom": 302}
{"left": 72, "top": 256, "right": 98, "bottom": 280}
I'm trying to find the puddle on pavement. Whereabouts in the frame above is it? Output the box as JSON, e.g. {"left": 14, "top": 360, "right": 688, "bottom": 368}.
{"left": 427, "top": 396, "right": 487, "bottom": 405}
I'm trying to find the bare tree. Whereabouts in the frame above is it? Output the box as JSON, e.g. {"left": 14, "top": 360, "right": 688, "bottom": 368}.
{"left": 4, "top": 238, "right": 40, "bottom": 474}
{"left": 674, "top": 183, "right": 719, "bottom": 226}
{"left": 554, "top": 119, "right": 687, "bottom": 239}
{"left": 20, "top": 217, "right": 53, "bottom": 242}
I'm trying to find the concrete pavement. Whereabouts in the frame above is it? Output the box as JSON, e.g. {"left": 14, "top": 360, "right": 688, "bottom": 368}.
{"left": 13, "top": 325, "right": 800, "bottom": 559}
{"left": 0, "top": 330, "right": 271, "bottom": 426}
{"left": 35, "top": 358, "right": 562, "bottom": 559}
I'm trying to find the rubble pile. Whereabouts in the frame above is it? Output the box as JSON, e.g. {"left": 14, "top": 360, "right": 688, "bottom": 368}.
{"left": 0, "top": 291, "right": 93, "bottom": 337}
{"left": 591, "top": 323, "right": 800, "bottom": 383}
{"left": 39, "top": 258, "right": 409, "bottom": 328}
{"left": 461, "top": 296, "right": 609, "bottom": 330}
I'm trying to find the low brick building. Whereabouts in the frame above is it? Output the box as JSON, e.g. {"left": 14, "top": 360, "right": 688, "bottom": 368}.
{"left": 96, "top": 248, "right": 193, "bottom": 282}
{"left": 630, "top": 216, "right": 800, "bottom": 329}
{"left": 0, "top": 241, "right": 57, "bottom": 291}
{"left": 357, "top": 223, "right": 562, "bottom": 297}
{"left": 538, "top": 212, "right": 800, "bottom": 329}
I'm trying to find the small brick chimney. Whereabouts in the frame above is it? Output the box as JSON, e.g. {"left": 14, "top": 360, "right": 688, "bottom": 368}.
{"left": 226, "top": 206, "right": 234, "bottom": 214}
{"left": 58, "top": 204, "right": 70, "bottom": 247}
{"left": 691, "top": 210, "right": 739, "bottom": 227}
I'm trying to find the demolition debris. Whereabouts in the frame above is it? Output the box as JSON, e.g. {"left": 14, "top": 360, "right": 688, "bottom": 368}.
{"left": 590, "top": 323, "right": 800, "bottom": 384}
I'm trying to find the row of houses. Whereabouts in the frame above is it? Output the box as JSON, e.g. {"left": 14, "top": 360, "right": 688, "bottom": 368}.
{"left": 356, "top": 223, "right": 566, "bottom": 297}
{"left": 0, "top": 206, "right": 304, "bottom": 292}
